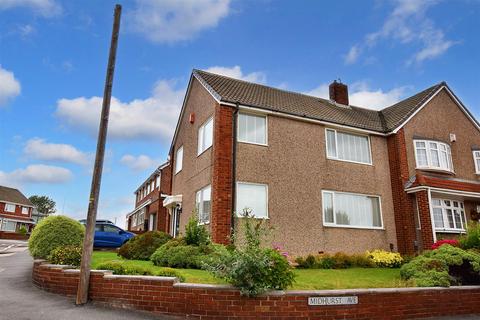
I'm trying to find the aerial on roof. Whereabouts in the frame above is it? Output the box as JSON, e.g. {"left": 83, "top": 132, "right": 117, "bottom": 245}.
{"left": 0, "top": 185, "right": 33, "bottom": 207}
{"left": 193, "top": 69, "right": 449, "bottom": 134}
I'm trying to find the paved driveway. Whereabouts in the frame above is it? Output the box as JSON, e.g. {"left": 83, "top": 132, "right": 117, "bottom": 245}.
{"left": 0, "top": 240, "right": 177, "bottom": 320}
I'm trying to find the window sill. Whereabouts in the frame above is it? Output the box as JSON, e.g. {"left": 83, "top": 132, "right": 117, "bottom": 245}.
{"left": 323, "top": 224, "right": 384, "bottom": 231}
{"left": 174, "top": 169, "right": 182, "bottom": 175}
{"left": 198, "top": 222, "right": 210, "bottom": 226}
{"left": 416, "top": 167, "right": 455, "bottom": 175}
{"left": 235, "top": 215, "right": 269, "bottom": 220}
{"left": 197, "top": 145, "right": 212, "bottom": 157}
{"left": 435, "top": 229, "right": 466, "bottom": 234}
{"left": 237, "top": 140, "right": 268, "bottom": 147}
{"left": 326, "top": 157, "right": 373, "bottom": 166}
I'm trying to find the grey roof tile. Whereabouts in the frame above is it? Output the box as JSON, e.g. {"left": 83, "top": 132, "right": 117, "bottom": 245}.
{"left": 0, "top": 185, "right": 33, "bottom": 206}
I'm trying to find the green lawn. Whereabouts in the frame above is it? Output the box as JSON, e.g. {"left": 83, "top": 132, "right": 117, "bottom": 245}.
{"left": 92, "top": 251, "right": 409, "bottom": 289}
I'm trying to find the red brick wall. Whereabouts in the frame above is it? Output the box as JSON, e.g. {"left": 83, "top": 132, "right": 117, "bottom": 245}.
{"left": 0, "top": 201, "right": 32, "bottom": 218}
{"left": 0, "top": 231, "right": 29, "bottom": 240}
{"left": 387, "top": 128, "right": 417, "bottom": 255}
{"left": 416, "top": 190, "right": 435, "bottom": 250}
{"left": 32, "top": 260, "right": 480, "bottom": 319}
{"left": 211, "top": 104, "right": 234, "bottom": 244}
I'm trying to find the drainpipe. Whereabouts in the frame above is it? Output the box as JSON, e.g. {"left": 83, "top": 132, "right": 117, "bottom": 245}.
{"left": 231, "top": 103, "right": 239, "bottom": 241}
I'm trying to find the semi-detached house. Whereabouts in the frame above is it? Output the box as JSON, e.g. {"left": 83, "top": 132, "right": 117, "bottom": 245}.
{"left": 155, "top": 70, "right": 480, "bottom": 256}
{"left": 0, "top": 185, "right": 35, "bottom": 233}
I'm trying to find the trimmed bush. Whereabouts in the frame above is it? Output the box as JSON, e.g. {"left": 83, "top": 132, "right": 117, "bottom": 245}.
{"left": 18, "top": 226, "right": 27, "bottom": 235}
{"left": 118, "top": 231, "right": 171, "bottom": 260}
{"left": 367, "top": 250, "right": 403, "bottom": 268}
{"left": 460, "top": 222, "right": 480, "bottom": 250}
{"left": 48, "top": 245, "right": 82, "bottom": 266}
{"left": 96, "top": 261, "right": 184, "bottom": 281}
{"left": 400, "top": 245, "right": 480, "bottom": 287}
{"left": 295, "top": 252, "right": 375, "bottom": 269}
{"left": 28, "top": 215, "right": 84, "bottom": 259}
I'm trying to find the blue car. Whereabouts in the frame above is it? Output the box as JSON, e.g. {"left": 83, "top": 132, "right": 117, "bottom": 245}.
{"left": 80, "top": 220, "right": 135, "bottom": 248}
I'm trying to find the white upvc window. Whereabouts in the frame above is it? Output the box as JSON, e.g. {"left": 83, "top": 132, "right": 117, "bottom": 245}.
{"left": 196, "top": 185, "right": 211, "bottom": 225}
{"left": 238, "top": 113, "right": 267, "bottom": 145}
{"left": 4, "top": 203, "right": 15, "bottom": 213}
{"left": 322, "top": 190, "right": 383, "bottom": 229}
{"left": 236, "top": 182, "right": 268, "bottom": 219}
{"left": 198, "top": 117, "right": 213, "bottom": 155}
{"left": 431, "top": 198, "right": 466, "bottom": 232}
{"left": 22, "top": 207, "right": 29, "bottom": 215}
{"left": 147, "top": 184, "right": 151, "bottom": 194}
{"left": 175, "top": 146, "right": 184, "bottom": 174}
{"left": 156, "top": 175, "right": 161, "bottom": 189}
{"left": 414, "top": 140, "right": 453, "bottom": 172}
{"left": 151, "top": 180, "right": 155, "bottom": 191}
{"left": 325, "top": 128, "right": 372, "bottom": 165}
{"left": 473, "top": 151, "right": 480, "bottom": 174}
{"left": 0, "top": 219, "right": 16, "bottom": 232}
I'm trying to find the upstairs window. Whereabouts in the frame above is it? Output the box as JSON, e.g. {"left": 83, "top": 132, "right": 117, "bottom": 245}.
{"left": 238, "top": 113, "right": 267, "bottom": 145}
{"left": 326, "top": 129, "right": 372, "bottom": 164}
{"left": 473, "top": 151, "right": 480, "bottom": 174}
{"left": 196, "top": 185, "right": 211, "bottom": 225}
{"left": 198, "top": 117, "right": 213, "bottom": 155}
{"left": 175, "top": 146, "right": 183, "bottom": 174}
{"left": 414, "top": 140, "right": 453, "bottom": 172}
{"left": 156, "top": 175, "right": 161, "bottom": 189}
{"left": 22, "top": 207, "right": 29, "bottom": 215}
{"left": 5, "top": 203, "right": 15, "bottom": 213}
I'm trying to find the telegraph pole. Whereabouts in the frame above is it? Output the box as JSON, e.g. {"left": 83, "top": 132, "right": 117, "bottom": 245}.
{"left": 76, "top": 4, "right": 122, "bottom": 305}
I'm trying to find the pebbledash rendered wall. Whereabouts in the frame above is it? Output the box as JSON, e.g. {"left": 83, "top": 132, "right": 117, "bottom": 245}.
{"left": 33, "top": 260, "right": 480, "bottom": 319}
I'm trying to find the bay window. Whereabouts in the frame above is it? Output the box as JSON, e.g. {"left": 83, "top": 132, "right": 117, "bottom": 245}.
{"left": 431, "top": 198, "right": 466, "bottom": 232}
{"left": 175, "top": 146, "right": 183, "bottom": 174}
{"left": 414, "top": 140, "right": 453, "bottom": 172}
{"left": 236, "top": 182, "right": 268, "bottom": 218}
{"left": 473, "top": 151, "right": 480, "bottom": 174}
{"left": 196, "top": 185, "right": 211, "bottom": 224}
{"left": 198, "top": 117, "right": 213, "bottom": 155}
{"left": 238, "top": 113, "right": 267, "bottom": 145}
{"left": 322, "top": 190, "right": 382, "bottom": 229}
{"left": 325, "top": 129, "right": 372, "bottom": 164}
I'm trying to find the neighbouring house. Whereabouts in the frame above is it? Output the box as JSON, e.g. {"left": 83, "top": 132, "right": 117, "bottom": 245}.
{"left": 157, "top": 69, "right": 480, "bottom": 256}
{"left": 126, "top": 162, "right": 171, "bottom": 233}
{"left": 31, "top": 208, "right": 48, "bottom": 224}
{"left": 0, "top": 185, "right": 35, "bottom": 233}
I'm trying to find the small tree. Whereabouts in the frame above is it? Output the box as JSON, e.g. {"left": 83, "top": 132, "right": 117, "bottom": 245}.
{"left": 29, "top": 195, "right": 56, "bottom": 216}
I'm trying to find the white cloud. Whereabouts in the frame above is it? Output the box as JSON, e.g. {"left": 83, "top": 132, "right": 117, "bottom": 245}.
{"left": 120, "top": 154, "right": 159, "bottom": 171}
{"left": 55, "top": 80, "right": 184, "bottom": 141}
{"left": 306, "top": 81, "right": 408, "bottom": 110}
{"left": 0, "top": 164, "right": 72, "bottom": 187}
{"left": 205, "top": 65, "right": 266, "bottom": 83}
{"left": 347, "top": 0, "right": 455, "bottom": 65}
{"left": 128, "top": 0, "right": 231, "bottom": 43}
{"left": 0, "top": 0, "right": 61, "bottom": 17}
{"left": 18, "top": 24, "right": 35, "bottom": 37}
{"left": 344, "top": 45, "right": 360, "bottom": 65}
{"left": 0, "top": 65, "right": 21, "bottom": 107}
{"left": 23, "top": 138, "right": 91, "bottom": 165}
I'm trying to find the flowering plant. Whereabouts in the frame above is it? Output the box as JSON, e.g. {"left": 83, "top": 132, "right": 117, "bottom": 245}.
{"left": 366, "top": 250, "right": 403, "bottom": 268}
{"left": 431, "top": 239, "right": 459, "bottom": 250}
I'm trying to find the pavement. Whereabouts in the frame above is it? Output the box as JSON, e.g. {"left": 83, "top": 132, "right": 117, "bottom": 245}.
{"left": 0, "top": 240, "right": 177, "bottom": 320}
{"left": 0, "top": 239, "right": 478, "bottom": 320}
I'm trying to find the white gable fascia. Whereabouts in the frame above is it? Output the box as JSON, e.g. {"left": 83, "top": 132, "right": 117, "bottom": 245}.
{"left": 391, "top": 85, "right": 480, "bottom": 134}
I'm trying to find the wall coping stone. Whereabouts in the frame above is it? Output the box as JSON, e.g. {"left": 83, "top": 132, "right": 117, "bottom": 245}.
{"left": 173, "top": 282, "right": 235, "bottom": 290}
{"left": 103, "top": 274, "right": 178, "bottom": 282}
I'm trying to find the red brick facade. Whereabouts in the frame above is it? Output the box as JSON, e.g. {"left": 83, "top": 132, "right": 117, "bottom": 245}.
{"left": 33, "top": 260, "right": 480, "bottom": 319}
{"left": 416, "top": 190, "right": 435, "bottom": 249}
{"left": 211, "top": 104, "right": 234, "bottom": 244}
{"left": 387, "top": 128, "right": 418, "bottom": 254}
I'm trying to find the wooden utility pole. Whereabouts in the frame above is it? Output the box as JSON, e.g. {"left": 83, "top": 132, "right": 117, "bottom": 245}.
{"left": 76, "top": 4, "right": 122, "bottom": 305}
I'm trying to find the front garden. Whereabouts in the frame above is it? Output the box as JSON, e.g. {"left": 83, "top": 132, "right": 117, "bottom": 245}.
{"left": 28, "top": 214, "right": 480, "bottom": 297}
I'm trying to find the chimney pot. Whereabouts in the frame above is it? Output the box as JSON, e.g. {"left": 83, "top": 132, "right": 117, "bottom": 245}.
{"left": 329, "top": 80, "right": 349, "bottom": 105}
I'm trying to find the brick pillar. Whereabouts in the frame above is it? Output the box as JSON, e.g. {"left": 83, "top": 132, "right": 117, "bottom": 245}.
{"left": 387, "top": 128, "right": 417, "bottom": 255}
{"left": 211, "top": 104, "right": 234, "bottom": 244}
{"left": 416, "top": 190, "right": 435, "bottom": 250}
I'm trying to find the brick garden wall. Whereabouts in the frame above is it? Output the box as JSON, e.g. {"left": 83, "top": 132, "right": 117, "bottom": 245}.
{"left": 0, "top": 231, "right": 29, "bottom": 240}
{"left": 32, "top": 260, "right": 480, "bottom": 319}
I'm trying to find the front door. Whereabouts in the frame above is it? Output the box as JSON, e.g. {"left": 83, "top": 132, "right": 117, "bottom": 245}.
{"left": 149, "top": 213, "right": 156, "bottom": 231}
{"left": 171, "top": 207, "right": 181, "bottom": 237}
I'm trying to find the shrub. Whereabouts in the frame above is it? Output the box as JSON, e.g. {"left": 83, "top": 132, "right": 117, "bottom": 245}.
{"left": 432, "top": 239, "right": 460, "bottom": 250}
{"left": 18, "top": 226, "right": 28, "bottom": 235}
{"left": 28, "top": 215, "right": 84, "bottom": 259}
{"left": 185, "top": 216, "right": 210, "bottom": 246}
{"left": 96, "top": 261, "right": 184, "bottom": 281}
{"left": 460, "top": 222, "right": 480, "bottom": 250}
{"left": 367, "top": 250, "right": 403, "bottom": 268}
{"left": 205, "top": 213, "right": 295, "bottom": 296}
{"left": 118, "top": 231, "right": 171, "bottom": 260}
{"left": 48, "top": 245, "right": 82, "bottom": 266}
{"left": 295, "top": 252, "right": 374, "bottom": 269}
{"left": 400, "top": 245, "right": 480, "bottom": 287}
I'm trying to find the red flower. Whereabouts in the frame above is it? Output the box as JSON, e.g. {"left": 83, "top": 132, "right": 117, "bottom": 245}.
{"left": 431, "top": 239, "right": 459, "bottom": 250}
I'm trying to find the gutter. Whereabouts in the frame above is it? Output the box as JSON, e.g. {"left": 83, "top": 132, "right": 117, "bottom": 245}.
{"left": 231, "top": 103, "right": 239, "bottom": 240}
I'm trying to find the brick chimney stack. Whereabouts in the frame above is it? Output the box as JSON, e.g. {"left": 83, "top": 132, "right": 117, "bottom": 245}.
{"left": 329, "top": 80, "right": 349, "bottom": 105}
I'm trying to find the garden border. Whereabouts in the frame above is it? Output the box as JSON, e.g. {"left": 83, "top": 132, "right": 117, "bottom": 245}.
{"left": 32, "top": 260, "right": 480, "bottom": 319}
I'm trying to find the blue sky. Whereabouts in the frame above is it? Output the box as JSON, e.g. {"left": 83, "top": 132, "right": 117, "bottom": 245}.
{"left": 0, "top": 0, "right": 479, "bottom": 226}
